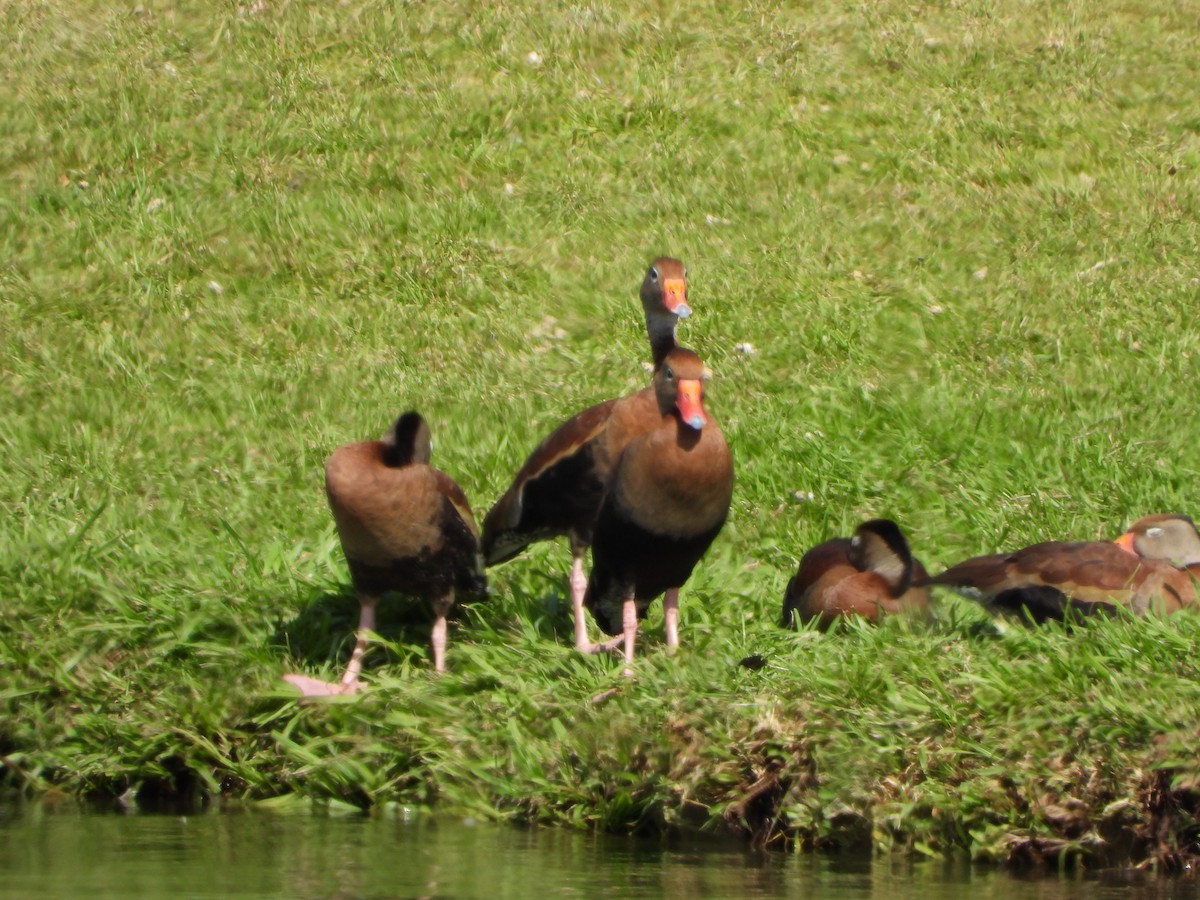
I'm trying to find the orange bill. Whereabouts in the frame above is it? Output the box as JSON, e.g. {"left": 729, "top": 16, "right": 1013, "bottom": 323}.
{"left": 1113, "top": 531, "right": 1137, "bottom": 555}
{"left": 662, "top": 278, "right": 691, "bottom": 318}
{"left": 676, "top": 379, "right": 706, "bottom": 429}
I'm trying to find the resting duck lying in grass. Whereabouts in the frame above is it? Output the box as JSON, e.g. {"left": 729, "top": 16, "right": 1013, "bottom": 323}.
{"left": 781, "top": 518, "right": 930, "bottom": 629}
{"left": 924, "top": 513, "right": 1200, "bottom": 622}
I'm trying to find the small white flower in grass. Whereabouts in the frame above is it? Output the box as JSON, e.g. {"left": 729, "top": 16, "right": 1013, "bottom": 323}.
{"left": 146, "top": 197, "right": 165, "bottom": 212}
{"left": 705, "top": 213, "right": 732, "bottom": 226}
{"left": 1076, "top": 257, "right": 1116, "bottom": 279}
{"left": 526, "top": 51, "right": 542, "bottom": 65}
{"left": 503, "top": 182, "right": 515, "bottom": 194}
{"left": 207, "top": 280, "right": 223, "bottom": 295}
{"left": 832, "top": 153, "right": 851, "bottom": 167}
{"left": 641, "top": 361, "right": 654, "bottom": 373}
{"left": 793, "top": 490, "right": 815, "bottom": 502}
{"left": 734, "top": 342, "right": 756, "bottom": 356}
{"left": 972, "top": 266, "right": 988, "bottom": 280}
{"left": 927, "top": 303, "right": 944, "bottom": 315}
{"left": 163, "top": 62, "right": 178, "bottom": 77}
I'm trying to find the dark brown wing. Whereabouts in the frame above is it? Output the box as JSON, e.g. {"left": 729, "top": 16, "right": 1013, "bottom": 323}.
{"left": 431, "top": 468, "right": 480, "bottom": 538}
{"left": 481, "top": 397, "right": 618, "bottom": 565}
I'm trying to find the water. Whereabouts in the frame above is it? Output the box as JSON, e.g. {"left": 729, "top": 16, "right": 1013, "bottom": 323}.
{"left": 1, "top": 801, "right": 1197, "bottom": 899}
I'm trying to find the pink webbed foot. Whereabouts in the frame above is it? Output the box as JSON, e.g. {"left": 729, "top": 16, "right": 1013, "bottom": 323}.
{"left": 282, "top": 673, "right": 363, "bottom": 697}
{"left": 579, "top": 634, "right": 625, "bottom": 655}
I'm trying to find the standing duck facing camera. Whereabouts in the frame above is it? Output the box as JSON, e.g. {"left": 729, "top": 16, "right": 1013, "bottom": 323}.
{"left": 285, "top": 412, "right": 486, "bottom": 696}
{"left": 781, "top": 519, "right": 931, "bottom": 629}
{"left": 481, "top": 258, "right": 692, "bottom": 650}
{"left": 584, "top": 347, "right": 734, "bottom": 670}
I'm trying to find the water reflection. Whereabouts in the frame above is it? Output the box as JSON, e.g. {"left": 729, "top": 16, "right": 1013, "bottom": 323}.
{"left": 1, "top": 800, "right": 1197, "bottom": 899}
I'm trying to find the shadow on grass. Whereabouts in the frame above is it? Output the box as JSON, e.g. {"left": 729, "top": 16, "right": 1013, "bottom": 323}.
{"left": 272, "top": 571, "right": 583, "bottom": 680}
{"left": 271, "top": 583, "right": 440, "bottom": 674}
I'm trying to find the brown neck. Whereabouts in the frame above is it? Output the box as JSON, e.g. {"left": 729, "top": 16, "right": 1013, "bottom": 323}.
{"left": 675, "top": 419, "right": 702, "bottom": 450}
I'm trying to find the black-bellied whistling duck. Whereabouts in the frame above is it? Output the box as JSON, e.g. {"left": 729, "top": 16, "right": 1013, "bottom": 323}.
{"left": 481, "top": 258, "right": 690, "bottom": 651}
{"left": 284, "top": 411, "right": 486, "bottom": 696}
{"left": 925, "top": 513, "right": 1200, "bottom": 622}
{"left": 780, "top": 519, "right": 931, "bottom": 629}
{"left": 583, "top": 347, "right": 734, "bottom": 670}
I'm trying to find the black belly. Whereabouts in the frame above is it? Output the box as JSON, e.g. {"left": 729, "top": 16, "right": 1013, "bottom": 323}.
{"left": 584, "top": 512, "right": 727, "bottom": 635}
{"left": 990, "top": 585, "right": 1117, "bottom": 623}
{"left": 346, "top": 498, "right": 486, "bottom": 605}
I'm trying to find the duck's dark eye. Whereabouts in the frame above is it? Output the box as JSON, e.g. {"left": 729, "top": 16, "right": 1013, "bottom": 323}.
{"left": 663, "top": 365, "right": 674, "bottom": 379}
{"left": 649, "top": 267, "right": 659, "bottom": 281}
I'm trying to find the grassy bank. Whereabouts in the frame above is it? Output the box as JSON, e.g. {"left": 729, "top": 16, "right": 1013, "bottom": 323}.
{"left": 3, "top": 0, "right": 1200, "bottom": 867}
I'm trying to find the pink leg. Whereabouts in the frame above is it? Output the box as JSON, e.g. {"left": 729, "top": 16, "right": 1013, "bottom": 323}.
{"left": 573, "top": 555, "right": 626, "bottom": 655}
{"left": 430, "top": 594, "right": 453, "bottom": 673}
{"left": 570, "top": 555, "right": 591, "bottom": 651}
{"left": 622, "top": 595, "right": 638, "bottom": 677}
{"left": 340, "top": 598, "right": 377, "bottom": 688}
{"left": 664, "top": 588, "right": 680, "bottom": 652}
{"left": 283, "top": 596, "right": 377, "bottom": 697}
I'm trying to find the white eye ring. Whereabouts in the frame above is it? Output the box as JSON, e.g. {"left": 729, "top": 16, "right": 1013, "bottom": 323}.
{"left": 649, "top": 267, "right": 659, "bottom": 281}
{"left": 1147, "top": 526, "right": 1163, "bottom": 538}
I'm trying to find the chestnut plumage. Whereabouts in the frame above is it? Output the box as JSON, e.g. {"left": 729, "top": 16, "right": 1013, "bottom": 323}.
{"left": 583, "top": 347, "right": 734, "bottom": 668}
{"left": 781, "top": 519, "right": 931, "bottom": 629}
{"left": 925, "top": 513, "right": 1200, "bottom": 622}
{"left": 284, "top": 411, "right": 485, "bottom": 696}
{"left": 481, "top": 257, "right": 691, "bottom": 651}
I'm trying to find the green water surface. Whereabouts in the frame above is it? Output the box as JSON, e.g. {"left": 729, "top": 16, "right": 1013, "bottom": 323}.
{"left": 1, "top": 802, "right": 1195, "bottom": 899}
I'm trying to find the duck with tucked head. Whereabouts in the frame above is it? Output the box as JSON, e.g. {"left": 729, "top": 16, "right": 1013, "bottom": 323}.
{"left": 781, "top": 519, "right": 931, "bottom": 629}
{"left": 284, "top": 411, "right": 486, "bottom": 696}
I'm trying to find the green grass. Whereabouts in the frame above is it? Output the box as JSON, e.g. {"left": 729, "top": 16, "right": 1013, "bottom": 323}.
{"left": 3, "top": 0, "right": 1200, "bottom": 867}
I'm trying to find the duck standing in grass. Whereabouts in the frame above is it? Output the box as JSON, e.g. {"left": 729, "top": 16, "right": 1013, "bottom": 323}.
{"left": 781, "top": 518, "right": 930, "bottom": 629}
{"left": 481, "top": 257, "right": 692, "bottom": 651}
{"left": 583, "top": 347, "right": 734, "bottom": 669}
{"left": 285, "top": 411, "right": 486, "bottom": 696}
{"left": 925, "top": 513, "right": 1200, "bottom": 622}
